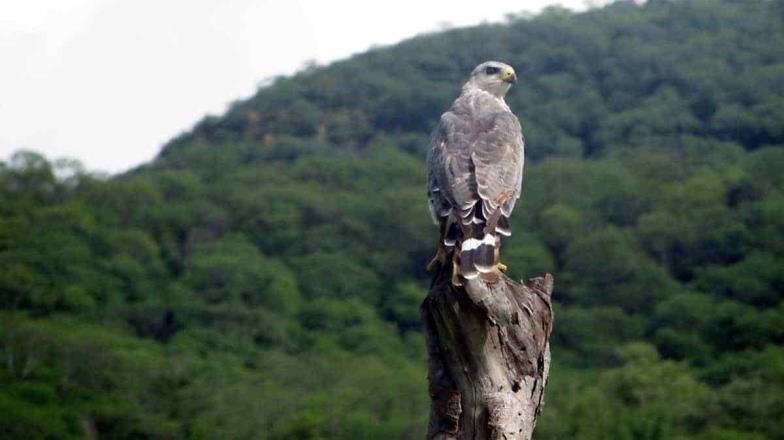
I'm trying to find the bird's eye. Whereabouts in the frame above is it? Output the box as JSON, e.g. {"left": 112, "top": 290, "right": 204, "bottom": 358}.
{"left": 485, "top": 66, "right": 500, "bottom": 75}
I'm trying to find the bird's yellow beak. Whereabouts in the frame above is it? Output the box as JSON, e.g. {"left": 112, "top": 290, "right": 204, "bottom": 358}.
{"left": 502, "top": 67, "right": 517, "bottom": 84}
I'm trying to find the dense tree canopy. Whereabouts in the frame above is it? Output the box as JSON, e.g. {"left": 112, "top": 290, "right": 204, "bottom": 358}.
{"left": 1, "top": 1, "right": 783, "bottom": 438}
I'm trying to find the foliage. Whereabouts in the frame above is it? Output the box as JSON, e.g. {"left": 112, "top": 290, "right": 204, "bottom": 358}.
{"left": 2, "top": 0, "right": 784, "bottom": 438}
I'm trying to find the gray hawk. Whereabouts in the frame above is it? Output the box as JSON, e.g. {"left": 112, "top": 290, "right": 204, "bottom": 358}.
{"left": 426, "top": 61, "right": 524, "bottom": 285}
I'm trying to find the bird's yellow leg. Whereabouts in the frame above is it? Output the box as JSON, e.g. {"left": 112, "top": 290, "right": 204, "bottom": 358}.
{"left": 494, "top": 235, "right": 507, "bottom": 272}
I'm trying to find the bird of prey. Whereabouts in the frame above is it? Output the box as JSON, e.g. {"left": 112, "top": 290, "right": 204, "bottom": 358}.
{"left": 426, "top": 61, "right": 524, "bottom": 285}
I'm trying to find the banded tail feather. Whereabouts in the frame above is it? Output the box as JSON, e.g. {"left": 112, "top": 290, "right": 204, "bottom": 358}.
{"left": 445, "top": 211, "right": 512, "bottom": 281}
{"left": 459, "top": 233, "right": 497, "bottom": 279}
{"left": 495, "top": 216, "right": 511, "bottom": 236}
{"left": 443, "top": 221, "right": 460, "bottom": 247}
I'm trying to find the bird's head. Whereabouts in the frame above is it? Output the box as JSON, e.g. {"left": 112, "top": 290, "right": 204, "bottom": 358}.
{"left": 466, "top": 61, "right": 517, "bottom": 98}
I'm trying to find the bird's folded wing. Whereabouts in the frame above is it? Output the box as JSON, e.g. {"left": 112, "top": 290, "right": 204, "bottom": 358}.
{"left": 472, "top": 111, "right": 524, "bottom": 217}
{"left": 428, "top": 112, "right": 478, "bottom": 217}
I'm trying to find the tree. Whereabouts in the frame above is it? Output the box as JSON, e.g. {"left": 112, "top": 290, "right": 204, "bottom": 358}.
{"left": 422, "top": 267, "right": 553, "bottom": 440}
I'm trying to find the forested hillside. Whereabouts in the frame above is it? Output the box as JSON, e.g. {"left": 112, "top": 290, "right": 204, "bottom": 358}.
{"left": 2, "top": 0, "right": 784, "bottom": 438}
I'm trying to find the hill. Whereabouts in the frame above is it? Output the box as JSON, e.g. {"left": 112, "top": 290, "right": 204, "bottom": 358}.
{"left": 1, "top": 1, "right": 784, "bottom": 439}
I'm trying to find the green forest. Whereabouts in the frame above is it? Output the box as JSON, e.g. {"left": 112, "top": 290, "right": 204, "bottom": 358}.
{"left": 2, "top": 0, "right": 783, "bottom": 438}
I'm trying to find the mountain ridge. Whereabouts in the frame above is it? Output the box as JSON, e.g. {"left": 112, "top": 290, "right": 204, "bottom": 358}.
{"left": 157, "top": 0, "right": 784, "bottom": 168}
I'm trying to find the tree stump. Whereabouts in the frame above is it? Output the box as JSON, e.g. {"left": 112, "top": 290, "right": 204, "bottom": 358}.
{"left": 421, "top": 264, "right": 554, "bottom": 440}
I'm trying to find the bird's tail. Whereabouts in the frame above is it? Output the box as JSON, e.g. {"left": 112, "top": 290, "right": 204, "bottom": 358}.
{"left": 458, "top": 232, "right": 497, "bottom": 280}
{"left": 443, "top": 211, "right": 510, "bottom": 283}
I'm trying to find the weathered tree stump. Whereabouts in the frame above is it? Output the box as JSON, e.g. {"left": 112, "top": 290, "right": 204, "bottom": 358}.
{"left": 422, "top": 265, "right": 554, "bottom": 440}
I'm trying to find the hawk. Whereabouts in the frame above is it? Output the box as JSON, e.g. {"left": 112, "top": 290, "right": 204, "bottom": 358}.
{"left": 426, "top": 61, "right": 524, "bottom": 285}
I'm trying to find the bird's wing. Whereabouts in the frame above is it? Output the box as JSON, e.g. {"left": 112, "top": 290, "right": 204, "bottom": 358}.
{"left": 472, "top": 110, "right": 524, "bottom": 218}
{"left": 428, "top": 111, "right": 479, "bottom": 223}
{"left": 426, "top": 137, "right": 450, "bottom": 224}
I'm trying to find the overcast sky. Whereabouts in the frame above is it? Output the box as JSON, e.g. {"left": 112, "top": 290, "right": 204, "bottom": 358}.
{"left": 0, "top": 0, "right": 606, "bottom": 173}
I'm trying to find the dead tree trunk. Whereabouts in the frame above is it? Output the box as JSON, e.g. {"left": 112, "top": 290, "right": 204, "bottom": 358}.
{"left": 422, "top": 265, "right": 554, "bottom": 440}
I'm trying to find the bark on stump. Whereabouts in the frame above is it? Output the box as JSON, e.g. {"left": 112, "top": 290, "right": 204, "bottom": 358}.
{"left": 422, "top": 265, "right": 554, "bottom": 440}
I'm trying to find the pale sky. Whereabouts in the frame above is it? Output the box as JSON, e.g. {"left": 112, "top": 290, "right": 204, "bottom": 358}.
{"left": 0, "top": 0, "right": 606, "bottom": 173}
